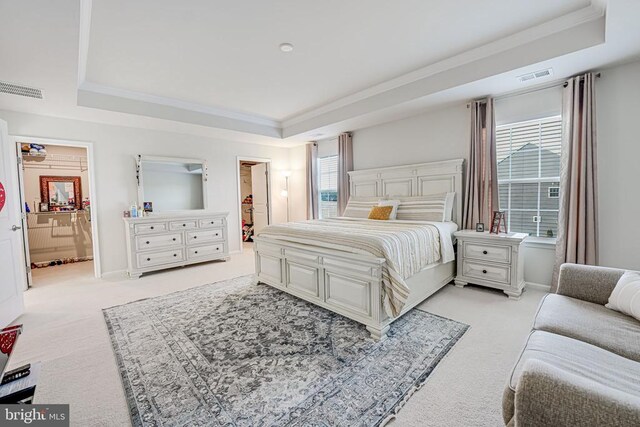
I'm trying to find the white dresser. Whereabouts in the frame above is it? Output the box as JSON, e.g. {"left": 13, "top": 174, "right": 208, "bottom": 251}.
{"left": 453, "top": 230, "right": 528, "bottom": 299}
{"left": 123, "top": 211, "right": 229, "bottom": 278}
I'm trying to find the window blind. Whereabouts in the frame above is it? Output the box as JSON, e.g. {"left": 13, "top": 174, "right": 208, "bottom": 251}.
{"left": 496, "top": 116, "right": 562, "bottom": 237}
{"left": 318, "top": 155, "right": 338, "bottom": 218}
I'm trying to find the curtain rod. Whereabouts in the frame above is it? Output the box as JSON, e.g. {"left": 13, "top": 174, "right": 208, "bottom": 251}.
{"left": 466, "top": 72, "right": 601, "bottom": 107}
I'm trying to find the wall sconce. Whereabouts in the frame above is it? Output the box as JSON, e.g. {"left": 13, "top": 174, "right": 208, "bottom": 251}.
{"left": 282, "top": 171, "right": 291, "bottom": 222}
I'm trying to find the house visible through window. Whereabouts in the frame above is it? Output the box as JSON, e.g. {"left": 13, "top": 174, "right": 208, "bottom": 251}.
{"left": 318, "top": 155, "right": 338, "bottom": 219}
{"left": 496, "top": 116, "right": 562, "bottom": 238}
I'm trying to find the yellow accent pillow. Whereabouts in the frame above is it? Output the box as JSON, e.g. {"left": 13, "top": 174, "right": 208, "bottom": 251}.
{"left": 368, "top": 205, "right": 394, "bottom": 220}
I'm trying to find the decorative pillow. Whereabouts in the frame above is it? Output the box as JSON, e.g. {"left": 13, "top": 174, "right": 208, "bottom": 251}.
{"left": 368, "top": 205, "right": 394, "bottom": 220}
{"left": 444, "top": 192, "right": 456, "bottom": 222}
{"left": 395, "top": 193, "right": 449, "bottom": 222}
{"left": 606, "top": 271, "right": 640, "bottom": 321}
{"left": 342, "top": 197, "right": 384, "bottom": 218}
{"left": 378, "top": 199, "right": 400, "bottom": 220}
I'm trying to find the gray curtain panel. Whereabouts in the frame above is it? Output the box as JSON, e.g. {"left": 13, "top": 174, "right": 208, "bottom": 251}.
{"left": 306, "top": 142, "right": 319, "bottom": 220}
{"left": 462, "top": 98, "right": 498, "bottom": 230}
{"left": 337, "top": 133, "right": 354, "bottom": 216}
{"left": 552, "top": 73, "right": 599, "bottom": 291}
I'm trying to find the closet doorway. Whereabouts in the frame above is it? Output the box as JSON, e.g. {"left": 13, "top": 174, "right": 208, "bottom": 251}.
{"left": 236, "top": 157, "right": 271, "bottom": 253}
{"left": 14, "top": 137, "right": 100, "bottom": 288}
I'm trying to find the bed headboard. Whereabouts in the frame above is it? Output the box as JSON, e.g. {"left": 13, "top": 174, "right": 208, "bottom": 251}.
{"left": 347, "top": 159, "right": 465, "bottom": 225}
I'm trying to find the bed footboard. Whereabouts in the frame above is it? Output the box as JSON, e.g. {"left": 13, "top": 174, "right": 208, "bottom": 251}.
{"left": 254, "top": 237, "right": 388, "bottom": 334}
{"left": 254, "top": 236, "right": 454, "bottom": 339}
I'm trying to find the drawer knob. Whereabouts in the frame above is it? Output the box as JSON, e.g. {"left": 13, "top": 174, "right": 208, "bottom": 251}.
{"left": 215, "top": 233, "right": 219, "bottom": 236}
{"left": 195, "top": 251, "right": 198, "bottom": 254}
{"left": 483, "top": 250, "right": 488, "bottom": 255}
{"left": 210, "top": 221, "right": 214, "bottom": 224}
{"left": 146, "top": 258, "right": 151, "bottom": 261}
{"left": 173, "top": 254, "right": 177, "bottom": 257}
{"left": 482, "top": 269, "right": 487, "bottom": 274}
{"left": 146, "top": 241, "right": 150, "bottom": 244}
{"left": 182, "top": 224, "right": 186, "bottom": 227}
{"left": 150, "top": 226, "right": 154, "bottom": 230}
{"left": 194, "top": 236, "right": 197, "bottom": 239}
{"left": 172, "top": 238, "right": 176, "bottom": 241}
{"left": 216, "top": 247, "right": 219, "bottom": 250}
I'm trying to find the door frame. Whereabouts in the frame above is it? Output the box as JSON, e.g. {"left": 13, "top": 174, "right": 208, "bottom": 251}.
{"left": 236, "top": 156, "right": 272, "bottom": 254}
{"left": 13, "top": 135, "right": 103, "bottom": 280}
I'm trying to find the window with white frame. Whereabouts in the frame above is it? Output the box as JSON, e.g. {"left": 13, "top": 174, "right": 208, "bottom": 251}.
{"left": 318, "top": 155, "right": 338, "bottom": 219}
{"left": 496, "top": 116, "right": 562, "bottom": 238}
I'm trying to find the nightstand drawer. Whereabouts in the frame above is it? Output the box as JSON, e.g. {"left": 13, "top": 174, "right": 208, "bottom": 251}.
{"left": 463, "top": 260, "right": 510, "bottom": 284}
{"left": 464, "top": 242, "right": 511, "bottom": 263}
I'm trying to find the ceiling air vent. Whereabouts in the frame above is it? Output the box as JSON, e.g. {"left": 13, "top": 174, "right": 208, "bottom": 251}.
{"left": 517, "top": 68, "right": 553, "bottom": 83}
{"left": 0, "top": 81, "right": 43, "bottom": 99}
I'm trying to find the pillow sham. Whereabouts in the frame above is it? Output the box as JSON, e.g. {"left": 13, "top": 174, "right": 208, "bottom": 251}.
{"left": 395, "top": 193, "right": 449, "bottom": 222}
{"left": 378, "top": 199, "right": 400, "bottom": 220}
{"left": 342, "top": 197, "right": 384, "bottom": 218}
{"left": 368, "top": 205, "right": 394, "bottom": 220}
{"left": 444, "top": 192, "right": 456, "bottom": 222}
{"left": 606, "top": 271, "right": 640, "bottom": 321}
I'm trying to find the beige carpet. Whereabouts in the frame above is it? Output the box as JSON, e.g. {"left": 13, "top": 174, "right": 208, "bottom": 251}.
{"left": 9, "top": 246, "right": 545, "bottom": 426}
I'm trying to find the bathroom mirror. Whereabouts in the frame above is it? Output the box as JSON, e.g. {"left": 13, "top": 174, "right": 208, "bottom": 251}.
{"left": 136, "top": 156, "right": 208, "bottom": 212}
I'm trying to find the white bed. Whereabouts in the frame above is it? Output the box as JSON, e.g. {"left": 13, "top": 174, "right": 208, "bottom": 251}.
{"left": 253, "top": 159, "right": 465, "bottom": 339}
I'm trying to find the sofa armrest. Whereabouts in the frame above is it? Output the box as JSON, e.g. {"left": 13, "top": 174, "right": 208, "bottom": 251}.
{"left": 556, "top": 263, "right": 625, "bottom": 305}
{"left": 514, "top": 359, "right": 640, "bottom": 426}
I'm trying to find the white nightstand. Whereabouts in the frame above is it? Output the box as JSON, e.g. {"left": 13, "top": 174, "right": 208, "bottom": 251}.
{"left": 453, "top": 230, "right": 528, "bottom": 299}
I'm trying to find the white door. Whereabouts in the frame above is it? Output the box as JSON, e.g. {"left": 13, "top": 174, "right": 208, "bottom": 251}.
{"left": 251, "top": 163, "right": 270, "bottom": 234}
{"left": 0, "top": 120, "right": 25, "bottom": 328}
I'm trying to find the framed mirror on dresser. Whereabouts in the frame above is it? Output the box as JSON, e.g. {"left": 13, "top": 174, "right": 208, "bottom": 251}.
{"left": 124, "top": 156, "right": 228, "bottom": 278}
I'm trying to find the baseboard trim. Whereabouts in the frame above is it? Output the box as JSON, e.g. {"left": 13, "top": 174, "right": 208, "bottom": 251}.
{"left": 526, "top": 282, "right": 551, "bottom": 292}
{"left": 101, "top": 270, "right": 128, "bottom": 280}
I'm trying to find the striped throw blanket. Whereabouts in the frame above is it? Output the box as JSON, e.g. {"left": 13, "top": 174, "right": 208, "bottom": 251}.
{"left": 257, "top": 218, "right": 447, "bottom": 317}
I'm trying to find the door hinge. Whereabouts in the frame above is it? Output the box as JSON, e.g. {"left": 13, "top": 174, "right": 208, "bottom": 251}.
{"left": 17, "top": 156, "right": 22, "bottom": 165}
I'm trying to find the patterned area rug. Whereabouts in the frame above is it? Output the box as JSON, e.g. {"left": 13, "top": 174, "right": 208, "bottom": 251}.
{"left": 103, "top": 276, "right": 468, "bottom": 427}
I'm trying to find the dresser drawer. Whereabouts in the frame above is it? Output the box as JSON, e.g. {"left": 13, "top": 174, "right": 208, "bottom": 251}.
{"left": 187, "top": 244, "right": 225, "bottom": 259}
{"left": 186, "top": 228, "right": 224, "bottom": 244}
{"left": 134, "top": 222, "right": 167, "bottom": 234}
{"left": 464, "top": 242, "right": 511, "bottom": 264}
{"left": 462, "top": 260, "right": 510, "bottom": 284}
{"left": 137, "top": 249, "right": 184, "bottom": 268}
{"left": 135, "top": 233, "right": 182, "bottom": 250}
{"left": 169, "top": 220, "right": 198, "bottom": 230}
{"left": 199, "top": 218, "right": 225, "bottom": 228}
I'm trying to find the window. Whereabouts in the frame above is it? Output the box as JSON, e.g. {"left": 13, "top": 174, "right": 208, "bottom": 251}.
{"left": 318, "top": 155, "right": 338, "bottom": 219}
{"left": 496, "top": 116, "right": 562, "bottom": 238}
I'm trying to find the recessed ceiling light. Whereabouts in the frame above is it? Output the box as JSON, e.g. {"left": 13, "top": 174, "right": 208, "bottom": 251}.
{"left": 279, "top": 43, "right": 294, "bottom": 53}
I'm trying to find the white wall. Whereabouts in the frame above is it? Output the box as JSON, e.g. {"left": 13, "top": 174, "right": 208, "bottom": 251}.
{"left": 353, "top": 104, "right": 470, "bottom": 170}
{"left": 0, "top": 110, "right": 300, "bottom": 275}
{"left": 596, "top": 59, "right": 640, "bottom": 270}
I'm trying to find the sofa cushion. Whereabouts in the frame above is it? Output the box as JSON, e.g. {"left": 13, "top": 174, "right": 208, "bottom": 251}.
{"left": 534, "top": 293, "right": 640, "bottom": 362}
{"left": 503, "top": 330, "right": 640, "bottom": 425}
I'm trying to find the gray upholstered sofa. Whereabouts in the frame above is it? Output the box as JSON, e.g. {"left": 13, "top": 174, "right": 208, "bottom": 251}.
{"left": 503, "top": 263, "right": 640, "bottom": 426}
